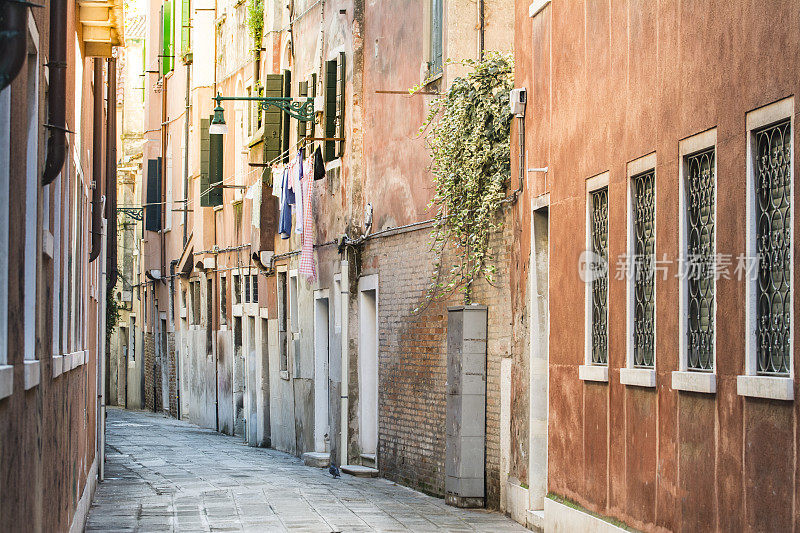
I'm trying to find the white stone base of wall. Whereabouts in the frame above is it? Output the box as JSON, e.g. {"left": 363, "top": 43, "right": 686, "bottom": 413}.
{"left": 544, "top": 497, "right": 628, "bottom": 533}
{"left": 69, "top": 456, "right": 98, "bottom": 533}
{"left": 504, "top": 480, "right": 530, "bottom": 526}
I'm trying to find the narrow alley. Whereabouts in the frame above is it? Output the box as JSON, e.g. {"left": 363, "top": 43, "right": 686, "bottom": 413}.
{"left": 86, "top": 409, "right": 527, "bottom": 532}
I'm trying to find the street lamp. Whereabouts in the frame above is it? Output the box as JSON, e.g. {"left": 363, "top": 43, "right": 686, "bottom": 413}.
{"left": 209, "top": 100, "right": 228, "bottom": 135}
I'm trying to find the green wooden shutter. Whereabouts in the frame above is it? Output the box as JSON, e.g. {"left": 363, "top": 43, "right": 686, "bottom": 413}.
{"left": 336, "top": 52, "right": 345, "bottom": 157}
{"left": 161, "top": 1, "right": 173, "bottom": 75}
{"left": 297, "top": 81, "right": 308, "bottom": 140}
{"left": 146, "top": 158, "right": 162, "bottom": 231}
{"left": 200, "top": 118, "right": 211, "bottom": 206}
{"left": 262, "top": 74, "right": 283, "bottom": 165}
{"left": 324, "top": 59, "right": 337, "bottom": 161}
{"left": 281, "top": 70, "right": 291, "bottom": 162}
{"left": 309, "top": 73, "right": 317, "bottom": 145}
{"left": 209, "top": 132, "right": 223, "bottom": 206}
{"left": 181, "top": 0, "right": 190, "bottom": 57}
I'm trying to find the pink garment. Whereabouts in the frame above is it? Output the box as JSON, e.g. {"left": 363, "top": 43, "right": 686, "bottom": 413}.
{"left": 298, "top": 172, "right": 316, "bottom": 282}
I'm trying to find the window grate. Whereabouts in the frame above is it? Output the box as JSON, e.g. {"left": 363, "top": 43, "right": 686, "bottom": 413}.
{"left": 686, "top": 148, "right": 715, "bottom": 371}
{"left": 591, "top": 188, "right": 608, "bottom": 365}
{"left": 755, "top": 119, "right": 792, "bottom": 375}
{"left": 633, "top": 170, "right": 655, "bottom": 368}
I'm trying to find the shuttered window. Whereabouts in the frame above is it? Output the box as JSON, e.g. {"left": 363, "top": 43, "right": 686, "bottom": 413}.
{"left": 297, "top": 81, "right": 308, "bottom": 140}
{"left": 281, "top": 69, "right": 291, "bottom": 163}
{"left": 145, "top": 158, "right": 162, "bottom": 231}
{"left": 336, "top": 52, "right": 345, "bottom": 157}
{"left": 262, "top": 74, "right": 283, "bottom": 165}
{"left": 200, "top": 117, "right": 222, "bottom": 207}
{"left": 324, "top": 59, "right": 337, "bottom": 161}
{"left": 180, "top": 0, "right": 190, "bottom": 58}
{"left": 160, "top": 1, "right": 174, "bottom": 76}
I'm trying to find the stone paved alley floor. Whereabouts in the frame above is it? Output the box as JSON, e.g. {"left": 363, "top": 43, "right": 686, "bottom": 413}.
{"left": 86, "top": 409, "right": 528, "bottom": 532}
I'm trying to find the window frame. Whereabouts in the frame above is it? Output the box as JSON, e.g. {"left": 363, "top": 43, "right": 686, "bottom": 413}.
{"left": 673, "top": 128, "right": 718, "bottom": 394}
{"left": 739, "top": 97, "right": 795, "bottom": 401}
{"left": 579, "top": 171, "right": 610, "bottom": 383}
{"left": 0, "top": 82, "right": 11, "bottom": 399}
{"left": 621, "top": 154, "right": 657, "bottom": 388}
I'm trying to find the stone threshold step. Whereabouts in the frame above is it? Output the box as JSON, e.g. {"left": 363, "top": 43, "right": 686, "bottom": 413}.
{"left": 302, "top": 452, "right": 330, "bottom": 468}
{"left": 341, "top": 464, "right": 379, "bottom": 478}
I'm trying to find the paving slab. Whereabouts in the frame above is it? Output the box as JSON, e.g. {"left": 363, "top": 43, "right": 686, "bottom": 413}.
{"left": 86, "top": 408, "right": 527, "bottom": 532}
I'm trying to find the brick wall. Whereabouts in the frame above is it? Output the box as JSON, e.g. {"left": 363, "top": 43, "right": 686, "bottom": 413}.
{"left": 367, "top": 215, "right": 512, "bottom": 508}
{"left": 167, "top": 332, "right": 177, "bottom": 417}
{"left": 143, "top": 333, "right": 155, "bottom": 411}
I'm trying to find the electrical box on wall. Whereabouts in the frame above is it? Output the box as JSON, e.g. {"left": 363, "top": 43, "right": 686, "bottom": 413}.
{"left": 510, "top": 88, "right": 527, "bottom": 117}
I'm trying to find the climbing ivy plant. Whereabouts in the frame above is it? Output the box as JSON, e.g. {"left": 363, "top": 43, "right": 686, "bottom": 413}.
{"left": 412, "top": 53, "right": 514, "bottom": 309}
{"left": 247, "top": 0, "right": 264, "bottom": 47}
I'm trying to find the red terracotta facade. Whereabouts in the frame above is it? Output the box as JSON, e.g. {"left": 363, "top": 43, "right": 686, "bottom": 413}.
{"left": 511, "top": 1, "right": 800, "bottom": 530}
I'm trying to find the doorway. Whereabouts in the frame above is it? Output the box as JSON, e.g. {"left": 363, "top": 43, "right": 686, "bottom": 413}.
{"left": 529, "top": 202, "right": 549, "bottom": 512}
{"left": 358, "top": 275, "right": 378, "bottom": 466}
{"left": 314, "top": 292, "right": 330, "bottom": 453}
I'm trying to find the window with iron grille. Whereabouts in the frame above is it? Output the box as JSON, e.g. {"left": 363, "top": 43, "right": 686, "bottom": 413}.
{"left": 632, "top": 170, "right": 655, "bottom": 368}
{"left": 252, "top": 274, "right": 259, "bottom": 304}
{"left": 244, "top": 274, "right": 251, "bottom": 303}
{"left": 685, "top": 148, "right": 715, "bottom": 371}
{"left": 220, "top": 276, "right": 227, "bottom": 326}
{"left": 590, "top": 188, "right": 608, "bottom": 365}
{"left": 755, "top": 119, "right": 791, "bottom": 375}
{"left": 278, "top": 271, "right": 288, "bottom": 372}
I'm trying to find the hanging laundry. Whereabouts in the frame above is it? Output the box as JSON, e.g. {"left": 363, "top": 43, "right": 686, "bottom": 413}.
{"left": 271, "top": 166, "right": 284, "bottom": 199}
{"left": 288, "top": 151, "right": 304, "bottom": 235}
{"left": 313, "top": 146, "right": 326, "bottom": 181}
{"left": 298, "top": 168, "right": 316, "bottom": 282}
{"left": 251, "top": 178, "right": 261, "bottom": 228}
{"left": 278, "top": 168, "right": 293, "bottom": 239}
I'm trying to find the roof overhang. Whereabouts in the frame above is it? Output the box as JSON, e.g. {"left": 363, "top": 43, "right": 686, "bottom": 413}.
{"left": 79, "top": 0, "right": 124, "bottom": 57}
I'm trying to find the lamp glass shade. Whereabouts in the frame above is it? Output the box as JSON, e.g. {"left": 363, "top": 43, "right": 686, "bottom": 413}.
{"left": 209, "top": 122, "right": 228, "bottom": 135}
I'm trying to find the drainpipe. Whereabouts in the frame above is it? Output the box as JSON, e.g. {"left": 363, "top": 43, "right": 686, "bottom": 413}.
{"left": 42, "top": 0, "right": 67, "bottom": 185}
{"left": 170, "top": 259, "right": 180, "bottom": 418}
{"left": 106, "top": 58, "right": 118, "bottom": 287}
{"left": 90, "top": 59, "right": 104, "bottom": 262}
{"left": 0, "top": 0, "right": 27, "bottom": 90}
{"left": 339, "top": 259, "right": 349, "bottom": 466}
{"left": 182, "top": 64, "right": 190, "bottom": 246}
{"left": 99, "top": 219, "right": 108, "bottom": 481}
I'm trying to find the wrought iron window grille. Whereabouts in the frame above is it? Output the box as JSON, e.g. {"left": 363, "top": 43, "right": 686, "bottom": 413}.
{"left": 755, "top": 119, "right": 792, "bottom": 375}
{"left": 685, "top": 148, "right": 716, "bottom": 372}
{"left": 632, "top": 170, "right": 655, "bottom": 368}
{"left": 591, "top": 187, "right": 609, "bottom": 365}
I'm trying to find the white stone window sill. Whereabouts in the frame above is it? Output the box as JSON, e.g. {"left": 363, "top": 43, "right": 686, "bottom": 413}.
{"left": 259, "top": 308, "right": 269, "bottom": 319}
{"left": 620, "top": 367, "right": 656, "bottom": 388}
{"left": 24, "top": 360, "right": 40, "bottom": 390}
{"left": 280, "top": 370, "right": 289, "bottom": 380}
{"left": 233, "top": 304, "right": 243, "bottom": 317}
{"left": 579, "top": 364, "right": 608, "bottom": 382}
{"left": 69, "top": 350, "right": 85, "bottom": 371}
{"left": 42, "top": 230, "right": 54, "bottom": 259}
{"left": 737, "top": 375, "right": 794, "bottom": 401}
{"left": 0, "top": 364, "right": 12, "bottom": 400}
{"left": 672, "top": 370, "right": 716, "bottom": 394}
{"left": 52, "top": 354, "right": 64, "bottom": 378}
